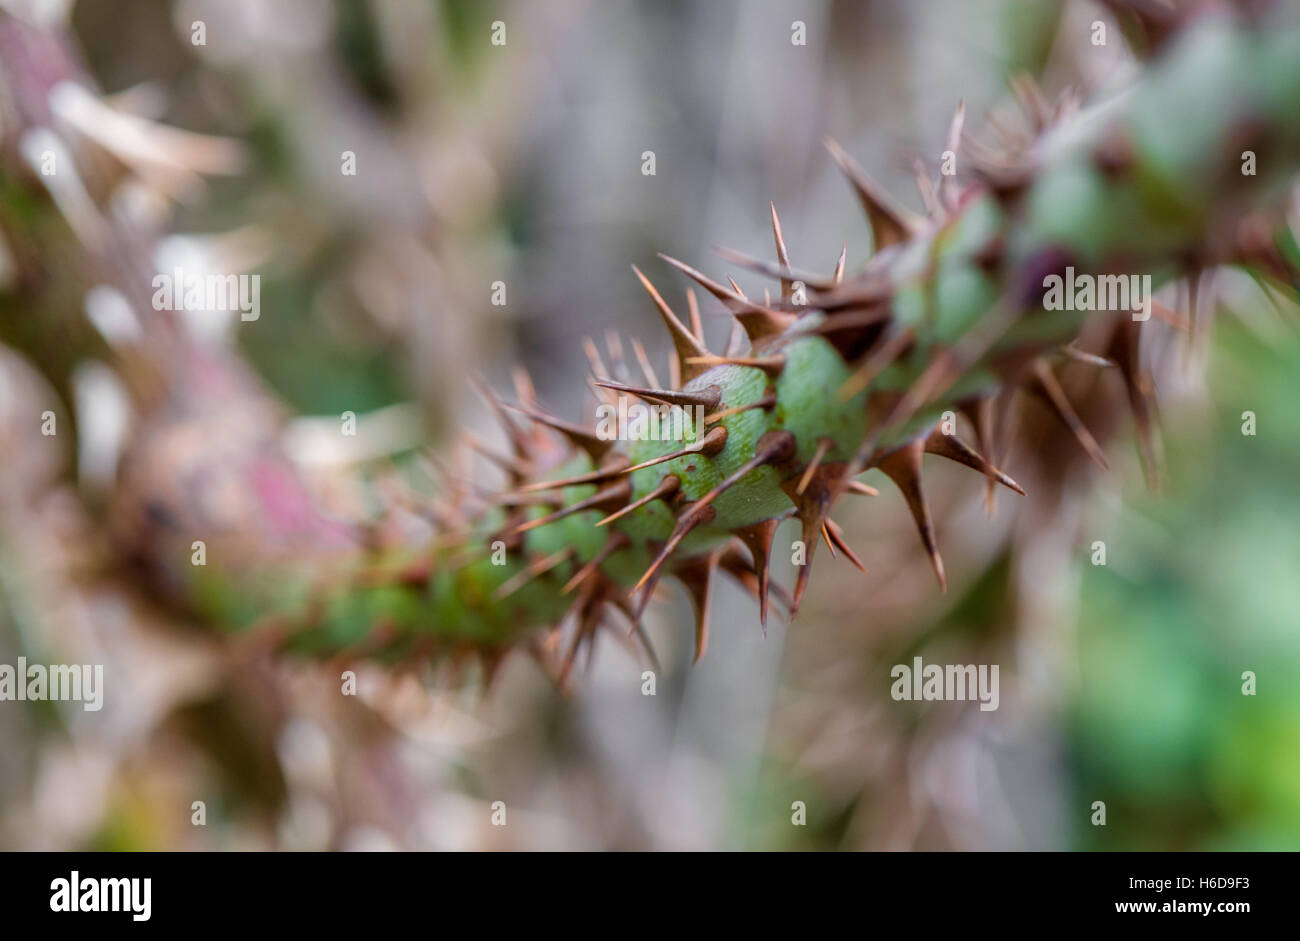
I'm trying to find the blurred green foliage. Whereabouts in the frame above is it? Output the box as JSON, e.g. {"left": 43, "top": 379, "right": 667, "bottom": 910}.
{"left": 1071, "top": 318, "right": 1300, "bottom": 850}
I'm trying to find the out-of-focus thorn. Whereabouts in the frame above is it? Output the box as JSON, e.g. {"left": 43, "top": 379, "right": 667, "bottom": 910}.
{"left": 724, "top": 319, "right": 749, "bottom": 358}
{"left": 562, "top": 530, "right": 631, "bottom": 594}
{"left": 1031, "top": 359, "right": 1110, "bottom": 470}
{"left": 503, "top": 401, "right": 612, "bottom": 461}
{"left": 941, "top": 100, "right": 965, "bottom": 212}
{"left": 913, "top": 157, "right": 941, "bottom": 219}
{"left": 630, "top": 338, "right": 661, "bottom": 388}
{"left": 837, "top": 327, "right": 916, "bottom": 400}
{"left": 824, "top": 137, "right": 921, "bottom": 251}
{"left": 493, "top": 547, "right": 576, "bottom": 601}
{"left": 1108, "top": 318, "right": 1165, "bottom": 490}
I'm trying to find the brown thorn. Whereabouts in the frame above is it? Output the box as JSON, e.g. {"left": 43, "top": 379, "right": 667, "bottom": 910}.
{"left": 958, "top": 394, "right": 1000, "bottom": 514}
{"left": 562, "top": 530, "right": 632, "bottom": 594}
{"left": 1148, "top": 299, "right": 1191, "bottom": 331}
{"left": 833, "top": 244, "right": 847, "bottom": 285}
{"left": 607, "top": 597, "right": 663, "bottom": 672}
{"left": 837, "top": 327, "right": 916, "bottom": 400}
{"left": 821, "top": 522, "right": 837, "bottom": 559}
{"left": 468, "top": 377, "right": 532, "bottom": 463}
{"left": 713, "top": 246, "right": 835, "bottom": 293}
{"left": 461, "top": 429, "right": 531, "bottom": 477}
{"left": 502, "top": 401, "right": 612, "bottom": 461}
{"left": 705, "top": 393, "right": 776, "bottom": 425}
{"left": 778, "top": 453, "right": 847, "bottom": 618}
{"left": 513, "top": 480, "right": 631, "bottom": 534}
{"left": 1031, "top": 359, "right": 1110, "bottom": 470}
{"left": 675, "top": 549, "right": 723, "bottom": 662}
{"left": 615, "top": 425, "right": 728, "bottom": 478}
{"left": 824, "top": 137, "right": 921, "bottom": 251}
{"left": 685, "top": 287, "right": 704, "bottom": 344}
{"left": 582, "top": 338, "right": 618, "bottom": 407}
{"left": 724, "top": 319, "right": 749, "bottom": 357}
{"left": 913, "top": 157, "right": 942, "bottom": 219}
{"left": 594, "top": 377, "right": 722, "bottom": 412}
{"left": 872, "top": 438, "right": 946, "bottom": 592}
{"left": 630, "top": 506, "right": 713, "bottom": 614}
{"left": 847, "top": 480, "right": 879, "bottom": 497}
{"left": 736, "top": 518, "right": 780, "bottom": 630}
{"left": 807, "top": 277, "right": 894, "bottom": 312}
{"left": 630, "top": 337, "right": 661, "bottom": 388}
{"left": 796, "top": 438, "right": 833, "bottom": 496}
{"left": 596, "top": 474, "right": 681, "bottom": 528}
{"left": 632, "top": 265, "right": 712, "bottom": 383}
{"left": 492, "top": 546, "right": 576, "bottom": 601}
{"left": 516, "top": 457, "right": 631, "bottom": 494}
{"left": 808, "top": 306, "right": 893, "bottom": 335}
{"left": 557, "top": 583, "right": 601, "bottom": 688}
{"left": 924, "top": 426, "right": 1025, "bottom": 495}
{"left": 790, "top": 509, "right": 822, "bottom": 618}
{"left": 770, "top": 201, "right": 793, "bottom": 299}
{"left": 656, "top": 253, "right": 797, "bottom": 340}
{"left": 685, "top": 354, "right": 786, "bottom": 377}
{"left": 826, "top": 518, "right": 868, "bottom": 573}
{"left": 512, "top": 365, "right": 539, "bottom": 409}
{"left": 605, "top": 330, "right": 629, "bottom": 382}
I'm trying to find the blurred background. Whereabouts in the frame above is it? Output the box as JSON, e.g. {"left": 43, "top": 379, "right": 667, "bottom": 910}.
{"left": 0, "top": 0, "right": 1297, "bottom": 850}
